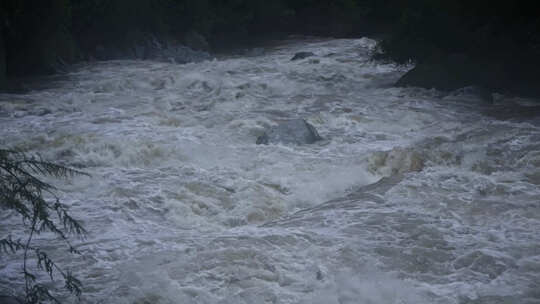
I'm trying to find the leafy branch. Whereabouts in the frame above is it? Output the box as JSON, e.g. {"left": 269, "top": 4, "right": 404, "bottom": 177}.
{"left": 0, "top": 149, "right": 88, "bottom": 303}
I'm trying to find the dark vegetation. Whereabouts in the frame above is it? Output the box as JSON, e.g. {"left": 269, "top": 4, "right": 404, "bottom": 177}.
{"left": 381, "top": 1, "right": 540, "bottom": 97}
{"left": 1, "top": 150, "right": 87, "bottom": 303}
{"left": 1, "top": 0, "right": 539, "bottom": 96}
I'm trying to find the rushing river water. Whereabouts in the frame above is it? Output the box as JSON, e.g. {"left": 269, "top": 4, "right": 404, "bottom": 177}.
{"left": 1, "top": 38, "right": 540, "bottom": 304}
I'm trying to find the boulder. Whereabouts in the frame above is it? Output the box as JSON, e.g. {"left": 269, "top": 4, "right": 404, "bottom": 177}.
{"left": 291, "top": 52, "right": 315, "bottom": 61}
{"left": 395, "top": 52, "right": 540, "bottom": 99}
{"left": 395, "top": 53, "right": 479, "bottom": 91}
{"left": 256, "top": 119, "right": 322, "bottom": 145}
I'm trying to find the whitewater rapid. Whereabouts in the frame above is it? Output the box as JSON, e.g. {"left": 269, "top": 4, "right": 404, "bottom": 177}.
{"left": 1, "top": 38, "right": 539, "bottom": 304}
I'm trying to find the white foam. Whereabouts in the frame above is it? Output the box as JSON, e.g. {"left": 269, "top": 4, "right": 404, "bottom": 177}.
{"left": 1, "top": 37, "right": 539, "bottom": 304}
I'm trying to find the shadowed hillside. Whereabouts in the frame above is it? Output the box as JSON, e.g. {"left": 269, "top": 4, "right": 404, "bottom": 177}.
{"left": 1, "top": 0, "right": 538, "bottom": 96}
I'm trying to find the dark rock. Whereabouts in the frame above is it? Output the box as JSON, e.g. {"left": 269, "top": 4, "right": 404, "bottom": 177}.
{"left": 291, "top": 52, "right": 315, "bottom": 61}
{"left": 396, "top": 52, "right": 540, "bottom": 99}
{"left": 316, "top": 269, "right": 324, "bottom": 280}
{"left": 395, "top": 53, "right": 478, "bottom": 91}
{"left": 256, "top": 119, "right": 322, "bottom": 145}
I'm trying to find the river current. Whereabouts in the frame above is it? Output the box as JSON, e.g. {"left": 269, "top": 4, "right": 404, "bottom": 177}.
{"left": 1, "top": 38, "right": 539, "bottom": 304}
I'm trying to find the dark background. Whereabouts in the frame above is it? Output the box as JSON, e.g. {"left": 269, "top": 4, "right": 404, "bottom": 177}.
{"left": 1, "top": 0, "right": 539, "bottom": 96}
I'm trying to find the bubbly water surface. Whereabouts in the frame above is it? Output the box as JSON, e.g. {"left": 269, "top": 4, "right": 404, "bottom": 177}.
{"left": 1, "top": 38, "right": 539, "bottom": 304}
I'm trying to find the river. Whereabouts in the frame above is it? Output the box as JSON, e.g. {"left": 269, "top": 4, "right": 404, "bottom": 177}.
{"left": 1, "top": 38, "right": 539, "bottom": 304}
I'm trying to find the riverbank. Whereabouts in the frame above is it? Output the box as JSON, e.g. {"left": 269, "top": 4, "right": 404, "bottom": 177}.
{"left": 1, "top": 1, "right": 539, "bottom": 99}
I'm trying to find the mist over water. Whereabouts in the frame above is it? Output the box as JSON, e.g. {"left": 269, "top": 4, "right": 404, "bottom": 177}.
{"left": 1, "top": 38, "right": 539, "bottom": 304}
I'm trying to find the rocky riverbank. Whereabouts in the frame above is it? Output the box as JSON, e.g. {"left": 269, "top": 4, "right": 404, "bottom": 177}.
{"left": 395, "top": 51, "right": 540, "bottom": 99}
{"left": 1, "top": 1, "right": 539, "bottom": 101}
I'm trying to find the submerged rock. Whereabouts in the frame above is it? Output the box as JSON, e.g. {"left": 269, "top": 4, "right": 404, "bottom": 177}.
{"left": 291, "top": 52, "right": 315, "bottom": 61}
{"left": 368, "top": 147, "right": 424, "bottom": 176}
{"left": 256, "top": 119, "right": 322, "bottom": 145}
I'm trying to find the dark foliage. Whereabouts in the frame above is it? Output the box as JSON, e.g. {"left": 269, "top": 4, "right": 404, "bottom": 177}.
{"left": 0, "top": 1, "right": 539, "bottom": 93}
{"left": 0, "top": 149, "right": 87, "bottom": 303}
{"left": 373, "top": 0, "right": 540, "bottom": 64}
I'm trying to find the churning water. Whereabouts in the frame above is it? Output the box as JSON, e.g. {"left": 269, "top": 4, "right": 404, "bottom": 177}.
{"left": 1, "top": 38, "right": 539, "bottom": 304}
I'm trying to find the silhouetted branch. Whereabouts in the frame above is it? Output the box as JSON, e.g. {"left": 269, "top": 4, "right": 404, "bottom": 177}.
{"left": 1, "top": 149, "right": 87, "bottom": 303}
